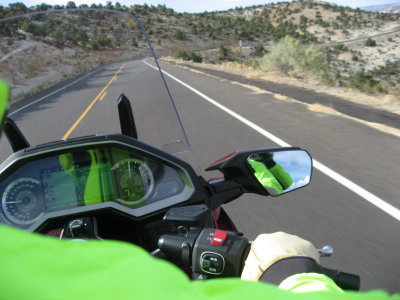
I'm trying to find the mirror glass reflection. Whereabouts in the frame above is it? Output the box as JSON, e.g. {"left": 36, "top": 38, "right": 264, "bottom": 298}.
{"left": 247, "top": 150, "right": 312, "bottom": 196}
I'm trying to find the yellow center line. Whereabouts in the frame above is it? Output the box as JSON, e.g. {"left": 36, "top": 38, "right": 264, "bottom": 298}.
{"left": 99, "top": 91, "right": 107, "bottom": 101}
{"left": 61, "top": 64, "right": 125, "bottom": 140}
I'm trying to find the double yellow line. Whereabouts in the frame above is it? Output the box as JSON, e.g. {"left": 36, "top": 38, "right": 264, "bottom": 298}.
{"left": 61, "top": 63, "right": 126, "bottom": 140}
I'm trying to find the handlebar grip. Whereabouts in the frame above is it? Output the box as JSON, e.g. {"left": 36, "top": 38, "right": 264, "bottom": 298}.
{"left": 321, "top": 267, "right": 360, "bottom": 291}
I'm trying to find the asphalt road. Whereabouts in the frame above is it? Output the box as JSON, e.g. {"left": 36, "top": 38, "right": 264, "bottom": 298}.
{"left": 1, "top": 59, "right": 399, "bottom": 292}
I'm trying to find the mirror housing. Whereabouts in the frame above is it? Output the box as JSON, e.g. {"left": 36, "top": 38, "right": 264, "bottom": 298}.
{"left": 206, "top": 147, "right": 312, "bottom": 196}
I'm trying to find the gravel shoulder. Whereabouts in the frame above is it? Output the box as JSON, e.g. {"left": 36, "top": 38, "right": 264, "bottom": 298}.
{"left": 163, "top": 60, "right": 400, "bottom": 135}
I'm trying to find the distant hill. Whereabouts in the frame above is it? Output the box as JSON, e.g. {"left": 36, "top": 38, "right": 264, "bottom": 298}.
{"left": 380, "top": 4, "right": 400, "bottom": 13}
{"left": 361, "top": 2, "right": 400, "bottom": 12}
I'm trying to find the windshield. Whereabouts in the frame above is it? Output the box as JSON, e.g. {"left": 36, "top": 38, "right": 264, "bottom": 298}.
{"left": 0, "top": 8, "right": 197, "bottom": 168}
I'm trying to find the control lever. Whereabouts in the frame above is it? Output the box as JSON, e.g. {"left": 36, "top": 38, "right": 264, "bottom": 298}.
{"left": 317, "top": 245, "right": 333, "bottom": 257}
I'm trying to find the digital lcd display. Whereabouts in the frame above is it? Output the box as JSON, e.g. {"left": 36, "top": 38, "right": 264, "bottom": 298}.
{"left": 41, "top": 160, "right": 115, "bottom": 212}
{"left": 41, "top": 166, "right": 78, "bottom": 212}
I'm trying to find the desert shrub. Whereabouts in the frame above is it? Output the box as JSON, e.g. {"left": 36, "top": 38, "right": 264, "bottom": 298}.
{"left": 348, "top": 70, "right": 381, "bottom": 93}
{"left": 365, "top": 38, "right": 376, "bottom": 47}
{"left": 66, "top": 1, "right": 77, "bottom": 8}
{"left": 173, "top": 29, "right": 186, "bottom": 40}
{"left": 191, "top": 25, "right": 198, "bottom": 34}
{"left": 257, "top": 36, "right": 328, "bottom": 77}
{"left": 175, "top": 50, "right": 202, "bottom": 63}
{"left": 59, "top": 27, "right": 89, "bottom": 46}
{"left": 371, "top": 61, "right": 399, "bottom": 78}
{"left": 131, "top": 37, "right": 138, "bottom": 47}
{"left": 190, "top": 52, "right": 203, "bottom": 63}
{"left": 333, "top": 43, "right": 348, "bottom": 51}
{"left": 219, "top": 44, "right": 229, "bottom": 61}
{"left": 21, "top": 21, "right": 48, "bottom": 36}
{"left": 369, "top": 61, "right": 400, "bottom": 85}
{"left": 253, "top": 44, "right": 266, "bottom": 57}
{"left": 90, "top": 34, "right": 112, "bottom": 50}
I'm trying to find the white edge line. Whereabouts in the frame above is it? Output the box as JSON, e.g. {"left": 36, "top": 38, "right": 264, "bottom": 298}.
{"left": 143, "top": 59, "right": 400, "bottom": 222}
{"left": 9, "top": 68, "right": 100, "bottom": 116}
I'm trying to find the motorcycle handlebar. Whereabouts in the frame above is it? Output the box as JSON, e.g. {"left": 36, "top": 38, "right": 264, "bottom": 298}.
{"left": 158, "top": 228, "right": 360, "bottom": 291}
{"left": 321, "top": 267, "right": 360, "bottom": 291}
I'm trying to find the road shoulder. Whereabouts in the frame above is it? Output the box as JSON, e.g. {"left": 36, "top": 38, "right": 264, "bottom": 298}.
{"left": 164, "top": 61, "right": 400, "bottom": 132}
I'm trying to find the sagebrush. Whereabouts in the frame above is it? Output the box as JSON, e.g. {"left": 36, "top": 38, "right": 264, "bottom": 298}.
{"left": 257, "top": 36, "right": 328, "bottom": 78}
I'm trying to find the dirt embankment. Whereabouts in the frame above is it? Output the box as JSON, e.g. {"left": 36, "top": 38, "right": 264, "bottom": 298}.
{"left": 0, "top": 38, "right": 142, "bottom": 102}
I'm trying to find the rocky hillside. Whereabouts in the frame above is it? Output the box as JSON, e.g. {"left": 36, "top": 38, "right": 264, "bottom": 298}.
{"left": 0, "top": 1, "right": 399, "bottom": 100}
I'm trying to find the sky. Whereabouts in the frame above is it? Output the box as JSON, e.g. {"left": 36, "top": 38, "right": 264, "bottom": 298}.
{"left": 0, "top": 0, "right": 399, "bottom": 13}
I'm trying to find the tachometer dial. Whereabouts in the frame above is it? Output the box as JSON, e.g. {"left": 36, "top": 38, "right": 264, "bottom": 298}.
{"left": 111, "top": 158, "right": 154, "bottom": 206}
{"left": 2, "top": 178, "right": 44, "bottom": 225}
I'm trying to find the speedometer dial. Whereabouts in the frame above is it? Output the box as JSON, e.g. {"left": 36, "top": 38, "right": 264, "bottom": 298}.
{"left": 111, "top": 158, "right": 154, "bottom": 206}
{"left": 2, "top": 178, "right": 44, "bottom": 225}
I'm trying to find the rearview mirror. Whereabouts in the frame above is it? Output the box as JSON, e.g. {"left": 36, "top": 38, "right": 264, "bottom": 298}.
{"left": 247, "top": 150, "right": 312, "bottom": 196}
{"left": 206, "top": 147, "right": 312, "bottom": 197}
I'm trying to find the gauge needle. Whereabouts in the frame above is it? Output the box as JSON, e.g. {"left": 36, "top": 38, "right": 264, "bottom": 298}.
{"left": 6, "top": 200, "right": 23, "bottom": 204}
{"left": 128, "top": 161, "right": 132, "bottom": 178}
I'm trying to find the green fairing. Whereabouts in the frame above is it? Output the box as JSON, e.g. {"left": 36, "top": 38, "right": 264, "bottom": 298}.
{"left": 0, "top": 80, "right": 9, "bottom": 134}
{"left": 269, "top": 163, "right": 293, "bottom": 190}
{"left": 248, "top": 159, "right": 283, "bottom": 195}
{"left": 0, "top": 225, "right": 397, "bottom": 300}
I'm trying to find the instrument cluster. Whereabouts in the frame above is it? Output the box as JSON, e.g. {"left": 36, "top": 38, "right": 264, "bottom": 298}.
{"left": 0, "top": 145, "right": 194, "bottom": 229}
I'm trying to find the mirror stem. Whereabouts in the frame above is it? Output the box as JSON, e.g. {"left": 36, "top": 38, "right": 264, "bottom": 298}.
{"left": 208, "top": 179, "right": 243, "bottom": 210}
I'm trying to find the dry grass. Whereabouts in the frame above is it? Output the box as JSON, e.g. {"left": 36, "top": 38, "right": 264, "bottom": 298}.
{"left": 308, "top": 103, "right": 341, "bottom": 115}
{"left": 273, "top": 94, "right": 296, "bottom": 102}
{"left": 230, "top": 81, "right": 270, "bottom": 94}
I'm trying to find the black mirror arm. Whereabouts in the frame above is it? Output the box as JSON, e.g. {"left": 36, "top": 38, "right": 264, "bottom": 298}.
{"left": 4, "top": 117, "right": 30, "bottom": 152}
{"left": 117, "top": 94, "right": 138, "bottom": 139}
{"left": 208, "top": 179, "right": 244, "bottom": 210}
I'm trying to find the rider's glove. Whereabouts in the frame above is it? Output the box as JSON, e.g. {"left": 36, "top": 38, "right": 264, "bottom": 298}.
{"left": 254, "top": 152, "right": 275, "bottom": 168}
{"left": 241, "top": 232, "right": 319, "bottom": 281}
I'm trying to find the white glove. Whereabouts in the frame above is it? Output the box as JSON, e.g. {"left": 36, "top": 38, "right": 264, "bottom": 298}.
{"left": 241, "top": 232, "right": 320, "bottom": 281}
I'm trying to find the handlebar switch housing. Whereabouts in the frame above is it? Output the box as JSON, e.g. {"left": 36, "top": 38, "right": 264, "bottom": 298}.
{"left": 192, "top": 228, "right": 250, "bottom": 279}
{"left": 163, "top": 205, "right": 212, "bottom": 233}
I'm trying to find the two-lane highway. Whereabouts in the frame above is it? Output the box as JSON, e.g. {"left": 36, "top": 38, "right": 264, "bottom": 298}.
{"left": 1, "top": 58, "right": 399, "bottom": 292}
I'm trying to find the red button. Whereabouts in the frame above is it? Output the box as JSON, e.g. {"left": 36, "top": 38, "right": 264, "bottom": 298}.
{"left": 211, "top": 230, "right": 228, "bottom": 246}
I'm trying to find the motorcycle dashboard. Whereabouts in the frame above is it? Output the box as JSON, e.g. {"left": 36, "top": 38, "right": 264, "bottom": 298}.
{"left": 0, "top": 136, "right": 196, "bottom": 230}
